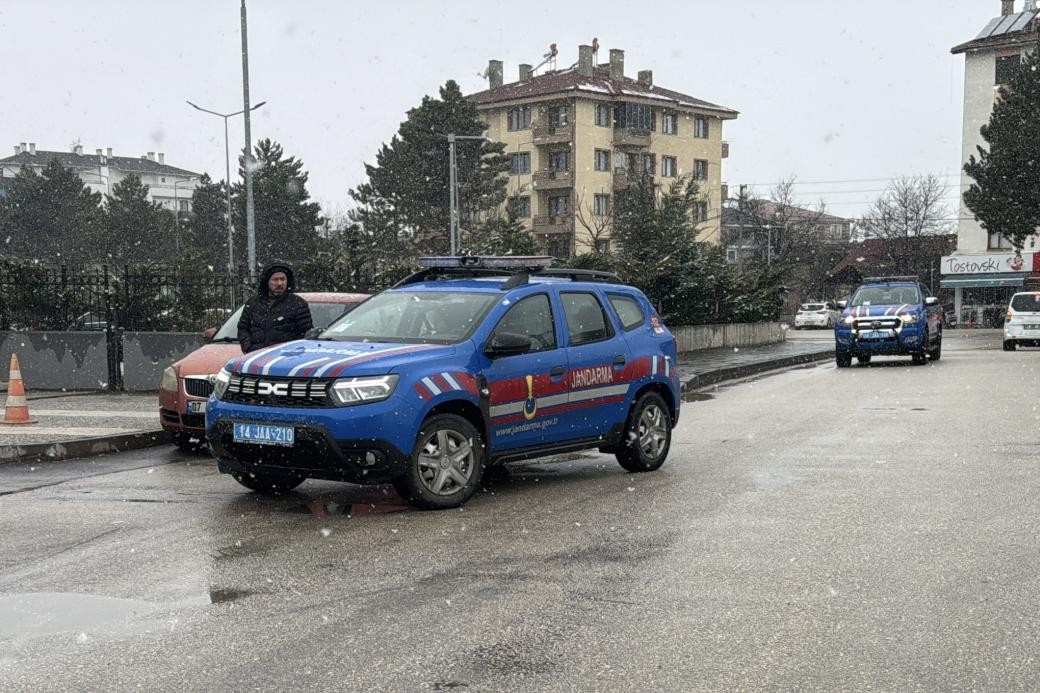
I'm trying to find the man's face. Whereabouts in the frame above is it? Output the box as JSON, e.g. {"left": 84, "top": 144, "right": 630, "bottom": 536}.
{"left": 268, "top": 271, "right": 288, "bottom": 296}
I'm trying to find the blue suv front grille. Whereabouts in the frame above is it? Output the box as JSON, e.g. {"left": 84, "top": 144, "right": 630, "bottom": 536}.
{"left": 223, "top": 374, "right": 333, "bottom": 407}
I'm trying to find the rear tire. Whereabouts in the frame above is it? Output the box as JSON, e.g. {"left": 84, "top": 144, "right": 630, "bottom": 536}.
{"left": 856, "top": 354, "right": 871, "bottom": 365}
{"left": 912, "top": 351, "right": 927, "bottom": 365}
{"left": 1004, "top": 340, "right": 1017, "bottom": 352}
{"left": 836, "top": 352, "right": 853, "bottom": 368}
{"left": 393, "top": 414, "right": 484, "bottom": 510}
{"left": 616, "top": 392, "right": 672, "bottom": 472}
{"left": 929, "top": 331, "right": 942, "bottom": 361}
{"left": 231, "top": 470, "right": 304, "bottom": 494}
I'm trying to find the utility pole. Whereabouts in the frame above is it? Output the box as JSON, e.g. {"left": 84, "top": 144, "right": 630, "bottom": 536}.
{"left": 241, "top": 0, "right": 257, "bottom": 281}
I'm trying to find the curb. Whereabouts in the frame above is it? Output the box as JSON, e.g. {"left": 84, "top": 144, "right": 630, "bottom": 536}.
{"left": 0, "top": 429, "right": 172, "bottom": 466}
{"left": 681, "top": 349, "right": 833, "bottom": 392}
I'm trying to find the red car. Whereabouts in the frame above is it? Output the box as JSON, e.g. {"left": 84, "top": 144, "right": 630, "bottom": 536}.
{"left": 159, "top": 292, "right": 369, "bottom": 450}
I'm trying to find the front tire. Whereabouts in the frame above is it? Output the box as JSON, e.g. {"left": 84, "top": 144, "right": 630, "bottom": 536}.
{"left": 929, "top": 331, "right": 942, "bottom": 361}
{"left": 616, "top": 392, "right": 672, "bottom": 472}
{"left": 836, "top": 352, "right": 853, "bottom": 368}
{"left": 231, "top": 470, "right": 304, "bottom": 494}
{"left": 1004, "top": 340, "right": 1017, "bottom": 352}
{"left": 912, "top": 351, "right": 928, "bottom": 365}
{"left": 393, "top": 414, "right": 484, "bottom": 510}
{"left": 856, "top": 354, "right": 871, "bottom": 365}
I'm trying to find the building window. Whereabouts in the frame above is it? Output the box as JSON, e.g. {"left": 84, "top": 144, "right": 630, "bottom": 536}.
{"left": 548, "top": 150, "right": 570, "bottom": 172}
{"left": 548, "top": 105, "right": 570, "bottom": 127}
{"left": 642, "top": 153, "right": 656, "bottom": 175}
{"left": 694, "top": 159, "right": 708, "bottom": 181}
{"left": 995, "top": 55, "right": 1021, "bottom": 86}
{"left": 595, "top": 103, "right": 611, "bottom": 127}
{"left": 546, "top": 235, "right": 571, "bottom": 259}
{"left": 594, "top": 238, "right": 610, "bottom": 254}
{"left": 662, "top": 112, "right": 678, "bottom": 135}
{"left": 508, "top": 107, "right": 531, "bottom": 131}
{"left": 615, "top": 102, "right": 654, "bottom": 132}
{"left": 161, "top": 177, "right": 166, "bottom": 183}
{"left": 694, "top": 116, "right": 709, "bottom": 139}
{"left": 694, "top": 201, "right": 708, "bottom": 223}
{"left": 830, "top": 223, "right": 847, "bottom": 241}
{"left": 510, "top": 195, "right": 531, "bottom": 218}
{"left": 662, "top": 156, "right": 677, "bottom": 178}
{"left": 594, "top": 193, "right": 610, "bottom": 216}
{"left": 178, "top": 200, "right": 189, "bottom": 212}
{"left": 594, "top": 149, "right": 610, "bottom": 172}
{"left": 510, "top": 152, "right": 531, "bottom": 175}
{"left": 989, "top": 231, "right": 1013, "bottom": 250}
{"left": 548, "top": 195, "right": 570, "bottom": 217}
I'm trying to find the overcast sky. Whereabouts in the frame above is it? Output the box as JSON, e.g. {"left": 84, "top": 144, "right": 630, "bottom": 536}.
{"left": 0, "top": 0, "right": 1006, "bottom": 221}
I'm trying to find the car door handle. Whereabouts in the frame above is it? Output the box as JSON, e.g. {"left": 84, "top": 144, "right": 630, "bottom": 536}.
{"left": 550, "top": 365, "right": 566, "bottom": 377}
{"left": 613, "top": 355, "right": 626, "bottom": 366}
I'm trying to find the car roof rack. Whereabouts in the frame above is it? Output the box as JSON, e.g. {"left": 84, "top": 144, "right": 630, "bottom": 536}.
{"left": 863, "top": 275, "right": 920, "bottom": 283}
{"left": 393, "top": 256, "right": 622, "bottom": 289}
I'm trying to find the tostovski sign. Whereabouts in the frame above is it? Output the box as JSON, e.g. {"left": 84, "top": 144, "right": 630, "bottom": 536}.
{"left": 941, "top": 252, "right": 1034, "bottom": 275}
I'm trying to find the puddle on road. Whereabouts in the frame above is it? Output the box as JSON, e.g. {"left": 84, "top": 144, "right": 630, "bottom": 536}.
{"left": 208, "top": 587, "right": 257, "bottom": 604}
{"left": 0, "top": 592, "right": 169, "bottom": 640}
{"left": 682, "top": 391, "right": 715, "bottom": 403}
{"left": 289, "top": 497, "right": 409, "bottom": 518}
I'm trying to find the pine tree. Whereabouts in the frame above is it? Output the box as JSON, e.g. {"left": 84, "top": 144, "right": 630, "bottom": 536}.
{"left": 963, "top": 49, "right": 1040, "bottom": 249}
{"left": 0, "top": 160, "right": 103, "bottom": 262}
{"left": 233, "top": 139, "right": 323, "bottom": 267}
{"left": 349, "top": 80, "right": 511, "bottom": 255}
{"left": 188, "top": 173, "right": 232, "bottom": 269}
{"left": 103, "top": 174, "right": 174, "bottom": 263}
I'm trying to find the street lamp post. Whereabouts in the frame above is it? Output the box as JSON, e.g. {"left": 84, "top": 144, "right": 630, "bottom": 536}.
{"left": 186, "top": 99, "right": 266, "bottom": 299}
{"left": 444, "top": 134, "right": 489, "bottom": 255}
{"left": 172, "top": 176, "right": 198, "bottom": 254}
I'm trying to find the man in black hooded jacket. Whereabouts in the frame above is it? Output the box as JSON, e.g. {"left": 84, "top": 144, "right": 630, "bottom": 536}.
{"left": 237, "top": 261, "right": 313, "bottom": 353}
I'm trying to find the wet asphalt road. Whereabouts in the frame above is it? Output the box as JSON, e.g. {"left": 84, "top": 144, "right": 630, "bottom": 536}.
{"left": 2, "top": 335, "right": 1039, "bottom": 691}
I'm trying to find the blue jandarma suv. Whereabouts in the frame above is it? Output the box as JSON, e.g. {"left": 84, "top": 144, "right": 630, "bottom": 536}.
{"left": 833, "top": 276, "right": 943, "bottom": 367}
{"left": 206, "top": 256, "right": 681, "bottom": 509}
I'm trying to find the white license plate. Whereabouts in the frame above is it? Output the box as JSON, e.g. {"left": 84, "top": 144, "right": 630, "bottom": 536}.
{"left": 863, "top": 330, "right": 892, "bottom": 340}
{"left": 187, "top": 400, "right": 207, "bottom": 414}
{"left": 233, "top": 423, "right": 295, "bottom": 446}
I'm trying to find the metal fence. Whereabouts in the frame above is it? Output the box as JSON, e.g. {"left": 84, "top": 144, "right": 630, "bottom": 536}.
{"left": 0, "top": 262, "right": 350, "bottom": 332}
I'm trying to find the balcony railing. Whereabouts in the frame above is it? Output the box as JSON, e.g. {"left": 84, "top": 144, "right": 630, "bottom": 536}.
{"left": 532, "top": 214, "right": 574, "bottom": 235}
{"left": 613, "top": 128, "right": 651, "bottom": 148}
{"left": 532, "top": 123, "right": 575, "bottom": 145}
{"left": 532, "top": 169, "right": 574, "bottom": 190}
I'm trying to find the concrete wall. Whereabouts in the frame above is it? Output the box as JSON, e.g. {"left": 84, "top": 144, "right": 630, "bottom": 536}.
{"left": 671, "top": 322, "right": 785, "bottom": 352}
{"left": 0, "top": 331, "right": 204, "bottom": 392}
{"left": 122, "top": 332, "right": 204, "bottom": 392}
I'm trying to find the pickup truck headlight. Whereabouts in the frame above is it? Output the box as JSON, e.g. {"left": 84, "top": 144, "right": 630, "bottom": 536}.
{"left": 899, "top": 313, "right": 921, "bottom": 324}
{"left": 212, "top": 368, "right": 231, "bottom": 399}
{"left": 330, "top": 375, "right": 399, "bottom": 406}
{"left": 161, "top": 366, "right": 178, "bottom": 392}
{"left": 842, "top": 315, "right": 856, "bottom": 325}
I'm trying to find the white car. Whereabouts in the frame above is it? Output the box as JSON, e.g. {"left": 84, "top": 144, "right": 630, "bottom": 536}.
{"left": 1003, "top": 292, "right": 1040, "bottom": 350}
{"left": 794, "top": 302, "right": 839, "bottom": 329}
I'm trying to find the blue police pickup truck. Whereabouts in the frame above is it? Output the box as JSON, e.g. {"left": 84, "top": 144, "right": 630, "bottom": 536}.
{"left": 833, "top": 276, "right": 943, "bottom": 367}
{"left": 206, "top": 256, "right": 681, "bottom": 509}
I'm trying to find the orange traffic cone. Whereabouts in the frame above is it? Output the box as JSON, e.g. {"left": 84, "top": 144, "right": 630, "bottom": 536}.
{"left": 1, "top": 354, "right": 36, "bottom": 425}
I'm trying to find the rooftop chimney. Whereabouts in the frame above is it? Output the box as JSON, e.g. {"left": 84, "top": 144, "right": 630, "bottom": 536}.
{"left": 13, "top": 145, "right": 20, "bottom": 155}
{"left": 519, "top": 63, "right": 533, "bottom": 82}
{"left": 73, "top": 144, "right": 83, "bottom": 155}
{"left": 1028, "top": 0, "right": 1038, "bottom": 10}
{"left": 28, "top": 143, "right": 36, "bottom": 156}
{"left": 638, "top": 70, "right": 653, "bottom": 87}
{"left": 19, "top": 142, "right": 27, "bottom": 155}
{"left": 158, "top": 152, "right": 165, "bottom": 165}
{"left": 609, "top": 49, "right": 624, "bottom": 81}
{"left": 1002, "top": 0, "right": 1014, "bottom": 15}
{"left": 578, "top": 44, "right": 594, "bottom": 77}
{"left": 488, "top": 59, "right": 503, "bottom": 89}
{"left": 146, "top": 151, "right": 155, "bottom": 161}
{"left": 106, "top": 147, "right": 113, "bottom": 158}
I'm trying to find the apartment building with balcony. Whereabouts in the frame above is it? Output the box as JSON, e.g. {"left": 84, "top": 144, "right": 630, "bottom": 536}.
{"left": 468, "top": 45, "right": 738, "bottom": 258}
{"left": 0, "top": 143, "right": 201, "bottom": 213}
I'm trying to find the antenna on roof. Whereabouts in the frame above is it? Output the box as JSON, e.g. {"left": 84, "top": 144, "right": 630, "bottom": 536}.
{"left": 591, "top": 37, "right": 599, "bottom": 63}
{"left": 532, "top": 43, "right": 558, "bottom": 74}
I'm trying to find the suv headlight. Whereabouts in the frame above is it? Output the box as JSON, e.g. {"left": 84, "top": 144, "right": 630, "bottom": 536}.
{"left": 212, "top": 368, "right": 231, "bottom": 399}
{"left": 899, "top": 313, "right": 921, "bottom": 324}
{"left": 161, "top": 366, "right": 178, "bottom": 392}
{"left": 842, "top": 315, "right": 856, "bottom": 325}
{"left": 329, "top": 375, "right": 399, "bottom": 406}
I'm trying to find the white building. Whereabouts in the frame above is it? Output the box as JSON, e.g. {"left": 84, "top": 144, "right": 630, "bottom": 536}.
{"left": 0, "top": 142, "right": 201, "bottom": 213}
{"left": 946, "top": 1, "right": 1039, "bottom": 325}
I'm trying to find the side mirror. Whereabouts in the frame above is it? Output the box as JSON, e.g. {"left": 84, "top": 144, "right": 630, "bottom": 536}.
{"left": 484, "top": 332, "right": 533, "bottom": 358}
{"left": 202, "top": 327, "right": 217, "bottom": 342}
{"left": 304, "top": 327, "right": 322, "bottom": 339}
{"left": 836, "top": 300, "right": 848, "bottom": 309}
{"left": 925, "top": 297, "right": 939, "bottom": 306}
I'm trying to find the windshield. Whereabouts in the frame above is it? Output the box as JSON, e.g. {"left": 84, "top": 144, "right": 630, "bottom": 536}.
{"left": 1010, "top": 294, "right": 1040, "bottom": 313}
{"left": 850, "top": 286, "right": 921, "bottom": 307}
{"left": 320, "top": 291, "right": 499, "bottom": 344}
{"left": 800, "top": 304, "right": 826, "bottom": 311}
{"left": 211, "top": 301, "right": 362, "bottom": 341}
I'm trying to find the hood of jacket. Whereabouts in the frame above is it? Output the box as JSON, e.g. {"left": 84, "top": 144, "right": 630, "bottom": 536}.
{"left": 257, "top": 260, "right": 297, "bottom": 297}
